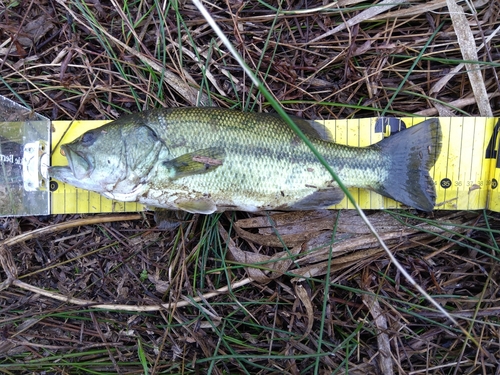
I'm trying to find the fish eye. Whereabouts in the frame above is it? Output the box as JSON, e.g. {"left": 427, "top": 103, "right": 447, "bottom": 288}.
{"left": 81, "top": 131, "right": 96, "bottom": 146}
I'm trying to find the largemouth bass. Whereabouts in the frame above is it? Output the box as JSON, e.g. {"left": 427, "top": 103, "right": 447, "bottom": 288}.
{"left": 49, "top": 108, "right": 441, "bottom": 213}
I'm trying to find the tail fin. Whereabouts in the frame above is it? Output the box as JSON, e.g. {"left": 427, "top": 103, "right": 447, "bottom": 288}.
{"left": 374, "top": 118, "right": 442, "bottom": 212}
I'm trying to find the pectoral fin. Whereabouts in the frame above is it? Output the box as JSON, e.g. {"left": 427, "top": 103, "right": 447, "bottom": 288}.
{"left": 163, "top": 147, "right": 225, "bottom": 179}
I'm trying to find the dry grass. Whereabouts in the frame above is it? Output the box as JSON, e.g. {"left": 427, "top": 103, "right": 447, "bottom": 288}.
{"left": 0, "top": 0, "right": 499, "bottom": 373}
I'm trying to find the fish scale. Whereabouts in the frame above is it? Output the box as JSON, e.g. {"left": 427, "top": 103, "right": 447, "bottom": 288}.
{"left": 49, "top": 107, "right": 441, "bottom": 213}
{"left": 146, "top": 108, "right": 384, "bottom": 195}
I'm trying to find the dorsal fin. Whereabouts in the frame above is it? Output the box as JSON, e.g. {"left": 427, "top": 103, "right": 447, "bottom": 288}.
{"left": 270, "top": 114, "right": 334, "bottom": 142}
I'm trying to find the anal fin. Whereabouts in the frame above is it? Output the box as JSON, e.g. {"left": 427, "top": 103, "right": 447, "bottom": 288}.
{"left": 176, "top": 199, "right": 217, "bottom": 214}
{"left": 288, "top": 188, "right": 345, "bottom": 210}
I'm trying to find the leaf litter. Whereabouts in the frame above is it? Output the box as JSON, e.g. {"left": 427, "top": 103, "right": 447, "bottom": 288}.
{"left": 0, "top": 0, "right": 499, "bottom": 373}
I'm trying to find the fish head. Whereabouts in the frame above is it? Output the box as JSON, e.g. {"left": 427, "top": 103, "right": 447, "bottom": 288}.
{"left": 50, "top": 120, "right": 164, "bottom": 194}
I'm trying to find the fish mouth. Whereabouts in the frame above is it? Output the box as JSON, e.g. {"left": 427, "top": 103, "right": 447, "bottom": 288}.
{"left": 60, "top": 144, "right": 93, "bottom": 180}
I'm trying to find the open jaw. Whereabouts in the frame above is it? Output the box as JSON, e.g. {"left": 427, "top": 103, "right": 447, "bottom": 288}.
{"left": 60, "top": 144, "right": 93, "bottom": 180}
{"left": 49, "top": 145, "right": 94, "bottom": 188}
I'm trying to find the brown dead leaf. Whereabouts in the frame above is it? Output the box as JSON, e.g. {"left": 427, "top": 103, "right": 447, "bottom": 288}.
{"left": 230, "top": 211, "right": 476, "bottom": 281}
{"left": 294, "top": 283, "right": 314, "bottom": 339}
{"left": 290, "top": 248, "right": 383, "bottom": 281}
{"left": 309, "top": 0, "right": 408, "bottom": 43}
{"left": 362, "top": 293, "right": 393, "bottom": 375}
{"left": 446, "top": 0, "right": 492, "bottom": 116}
{"left": 148, "top": 273, "right": 170, "bottom": 294}
{"left": 17, "top": 15, "right": 54, "bottom": 47}
{"left": 234, "top": 210, "right": 335, "bottom": 248}
{"left": 219, "top": 223, "right": 301, "bottom": 283}
{"left": 234, "top": 210, "right": 424, "bottom": 250}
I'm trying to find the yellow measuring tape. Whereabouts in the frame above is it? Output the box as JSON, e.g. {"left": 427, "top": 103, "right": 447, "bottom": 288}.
{"left": 50, "top": 117, "right": 500, "bottom": 214}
